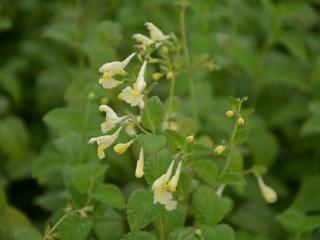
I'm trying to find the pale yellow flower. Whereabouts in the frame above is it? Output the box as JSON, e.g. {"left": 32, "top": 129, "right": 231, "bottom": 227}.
{"left": 135, "top": 148, "right": 144, "bottom": 178}
{"left": 88, "top": 127, "right": 122, "bottom": 159}
{"left": 132, "top": 34, "right": 154, "bottom": 49}
{"left": 114, "top": 140, "right": 134, "bottom": 154}
{"left": 256, "top": 175, "right": 277, "bottom": 204}
{"left": 168, "top": 161, "right": 182, "bottom": 192}
{"left": 144, "top": 22, "right": 170, "bottom": 42}
{"left": 98, "top": 53, "right": 135, "bottom": 89}
{"left": 152, "top": 160, "right": 178, "bottom": 211}
{"left": 99, "top": 105, "right": 127, "bottom": 133}
{"left": 119, "top": 61, "right": 147, "bottom": 108}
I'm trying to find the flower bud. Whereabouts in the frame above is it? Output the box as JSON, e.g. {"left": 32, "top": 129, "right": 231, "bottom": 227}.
{"left": 237, "top": 117, "right": 245, "bottom": 126}
{"left": 114, "top": 140, "right": 133, "bottom": 154}
{"left": 195, "top": 229, "right": 202, "bottom": 236}
{"left": 214, "top": 145, "right": 225, "bottom": 155}
{"left": 256, "top": 175, "right": 277, "bottom": 204}
{"left": 152, "top": 72, "right": 163, "bottom": 81}
{"left": 166, "top": 71, "right": 174, "bottom": 80}
{"left": 135, "top": 148, "right": 144, "bottom": 178}
{"left": 185, "top": 135, "right": 194, "bottom": 143}
{"left": 225, "top": 110, "right": 234, "bottom": 118}
{"left": 161, "top": 46, "right": 169, "bottom": 54}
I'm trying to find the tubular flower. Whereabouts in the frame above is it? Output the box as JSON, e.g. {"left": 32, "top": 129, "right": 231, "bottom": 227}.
{"left": 144, "top": 22, "right": 170, "bottom": 42}
{"left": 114, "top": 140, "right": 134, "bottom": 155}
{"left": 152, "top": 160, "right": 178, "bottom": 211}
{"left": 88, "top": 127, "right": 122, "bottom": 159}
{"left": 135, "top": 148, "right": 144, "bottom": 178}
{"left": 256, "top": 175, "right": 277, "bottom": 204}
{"left": 99, "top": 105, "right": 127, "bottom": 133}
{"left": 98, "top": 53, "right": 136, "bottom": 89}
{"left": 168, "top": 161, "right": 182, "bottom": 192}
{"left": 119, "top": 61, "right": 147, "bottom": 108}
{"left": 132, "top": 34, "right": 154, "bottom": 49}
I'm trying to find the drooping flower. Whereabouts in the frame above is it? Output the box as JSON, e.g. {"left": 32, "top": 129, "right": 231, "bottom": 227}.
{"left": 99, "top": 105, "right": 127, "bottom": 133}
{"left": 256, "top": 174, "right": 277, "bottom": 204}
{"left": 152, "top": 160, "right": 177, "bottom": 211}
{"left": 168, "top": 161, "right": 182, "bottom": 192}
{"left": 88, "top": 127, "right": 122, "bottom": 159}
{"left": 114, "top": 140, "right": 134, "bottom": 155}
{"left": 132, "top": 34, "right": 154, "bottom": 50}
{"left": 144, "top": 22, "right": 170, "bottom": 42}
{"left": 119, "top": 61, "right": 147, "bottom": 108}
{"left": 98, "top": 53, "right": 136, "bottom": 89}
{"left": 135, "top": 148, "right": 144, "bottom": 178}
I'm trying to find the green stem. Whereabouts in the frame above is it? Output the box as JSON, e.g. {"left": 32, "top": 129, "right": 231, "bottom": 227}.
{"left": 179, "top": 4, "right": 198, "bottom": 123}
{"left": 78, "top": 99, "right": 91, "bottom": 163}
{"left": 43, "top": 214, "right": 69, "bottom": 240}
{"left": 220, "top": 122, "right": 238, "bottom": 178}
{"left": 144, "top": 95, "right": 155, "bottom": 135}
{"left": 156, "top": 215, "right": 165, "bottom": 240}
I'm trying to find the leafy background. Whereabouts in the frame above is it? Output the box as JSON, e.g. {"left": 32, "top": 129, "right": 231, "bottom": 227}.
{"left": 0, "top": 0, "right": 320, "bottom": 239}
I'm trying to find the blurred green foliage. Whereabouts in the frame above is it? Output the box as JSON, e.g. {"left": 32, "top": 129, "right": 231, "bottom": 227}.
{"left": 0, "top": 0, "right": 320, "bottom": 239}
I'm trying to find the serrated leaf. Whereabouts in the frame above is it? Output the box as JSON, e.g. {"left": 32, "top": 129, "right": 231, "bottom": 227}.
{"left": 71, "top": 163, "right": 108, "bottom": 194}
{"left": 292, "top": 175, "right": 320, "bottom": 212}
{"left": 43, "top": 107, "right": 83, "bottom": 132}
{"left": 156, "top": 205, "right": 187, "bottom": 238}
{"left": 176, "top": 172, "right": 192, "bottom": 197}
{"left": 137, "top": 134, "right": 167, "bottom": 155}
{"left": 201, "top": 224, "right": 235, "bottom": 240}
{"left": 193, "top": 160, "right": 218, "bottom": 187}
{"left": 127, "top": 189, "right": 157, "bottom": 231}
{"left": 278, "top": 31, "right": 307, "bottom": 62}
{"left": 221, "top": 172, "right": 246, "bottom": 186}
{"left": 92, "top": 183, "right": 125, "bottom": 209}
{"left": 13, "top": 226, "right": 42, "bottom": 240}
{"left": 141, "top": 96, "right": 165, "bottom": 130}
{"left": 121, "top": 231, "right": 157, "bottom": 240}
{"left": 233, "top": 129, "right": 249, "bottom": 146}
{"left": 57, "top": 216, "right": 92, "bottom": 240}
{"left": 192, "top": 186, "right": 233, "bottom": 225}
{"left": 165, "top": 129, "right": 185, "bottom": 151}
{"left": 168, "top": 227, "right": 197, "bottom": 240}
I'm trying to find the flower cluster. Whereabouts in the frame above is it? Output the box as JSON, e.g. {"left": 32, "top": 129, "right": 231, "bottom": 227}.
{"left": 88, "top": 22, "right": 182, "bottom": 211}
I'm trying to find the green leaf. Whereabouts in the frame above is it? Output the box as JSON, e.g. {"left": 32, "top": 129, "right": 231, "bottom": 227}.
{"left": 138, "top": 134, "right": 170, "bottom": 185}
{"left": 71, "top": 163, "right": 108, "bottom": 194}
{"left": 141, "top": 96, "right": 165, "bottom": 130}
{"left": 165, "top": 129, "right": 186, "bottom": 151}
{"left": 13, "top": 226, "right": 42, "bottom": 240}
{"left": 192, "top": 186, "right": 233, "bottom": 225}
{"left": 43, "top": 107, "right": 83, "bottom": 133}
{"left": 201, "top": 224, "right": 235, "bottom": 240}
{"left": 127, "top": 189, "right": 157, "bottom": 231}
{"left": 168, "top": 227, "right": 197, "bottom": 240}
{"left": 57, "top": 216, "right": 92, "bottom": 240}
{"left": 278, "top": 31, "right": 307, "bottom": 62}
{"left": 137, "top": 134, "right": 167, "bottom": 155}
{"left": 156, "top": 205, "right": 187, "bottom": 237}
{"left": 228, "top": 151, "right": 244, "bottom": 172}
{"left": 0, "top": 117, "right": 28, "bottom": 160}
{"left": 221, "top": 172, "right": 246, "bottom": 186}
{"left": 277, "top": 208, "right": 320, "bottom": 234}
{"left": 292, "top": 175, "right": 320, "bottom": 212}
{"left": 176, "top": 172, "right": 192, "bottom": 197}
{"left": 193, "top": 160, "right": 218, "bottom": 187}
{"left": 233, "top": 129, "right": 249, "bottom": 147}
{"left": 92, "top": 183, "right": 125, "bottom": 209}
{"left": 121, "top": 231, "right": 157, "bottom": 240}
